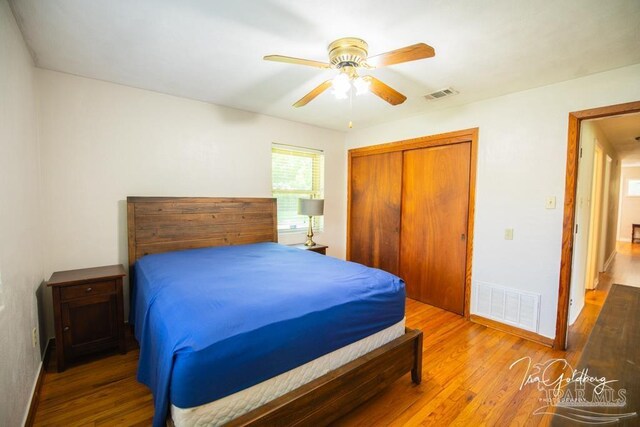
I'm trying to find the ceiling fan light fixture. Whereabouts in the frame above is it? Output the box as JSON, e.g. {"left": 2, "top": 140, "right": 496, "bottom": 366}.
{"left": 354, "top": 76, "right": 370, "bottom": 96}
{"left": 331, "top": 73, "right": 351, "bottom": 98}
{"left": 265, "top": 37, "right": 435, "bottom": 107}
{"left": 333, "top": 91, "right": 348, "bottom": 100}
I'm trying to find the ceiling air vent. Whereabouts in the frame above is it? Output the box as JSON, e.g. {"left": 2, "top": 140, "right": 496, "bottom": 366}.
{"left": 424, "top": 87, "right": 459, "bottom": 100}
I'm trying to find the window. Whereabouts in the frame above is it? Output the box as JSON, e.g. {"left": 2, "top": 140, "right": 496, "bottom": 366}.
{"left": 628, "top": 179, "right": 640, "bottom": 197}
{"left": 272, "top": 144, "right": 324, "bottom": 233}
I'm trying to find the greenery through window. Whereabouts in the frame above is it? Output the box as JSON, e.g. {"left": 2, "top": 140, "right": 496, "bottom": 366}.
{"left": 272, "top": 144, "right": 324, "bottom": 233}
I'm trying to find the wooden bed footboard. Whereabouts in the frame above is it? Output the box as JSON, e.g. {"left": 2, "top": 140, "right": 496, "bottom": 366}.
{"left": 228, "top": 328, "right": 423, "bottom": 426}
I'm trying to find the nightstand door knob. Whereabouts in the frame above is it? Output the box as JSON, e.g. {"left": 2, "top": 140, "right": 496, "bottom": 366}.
{"left": 63, "top": 326, "right": 70, "bottom": 332}
{"left": 86, "top": 287, "right": 93, "bottom": 292}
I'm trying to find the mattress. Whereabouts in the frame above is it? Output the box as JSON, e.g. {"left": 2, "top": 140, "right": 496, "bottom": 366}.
{"left": 171, "top": 318, "right": 405, "bottom": 426}
{"left": 130, "top": 242, "right": 406, "bottom": 427}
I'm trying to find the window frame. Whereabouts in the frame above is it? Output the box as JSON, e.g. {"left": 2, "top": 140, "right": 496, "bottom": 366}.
{"left": 627, "top": 179, "right": 640, "bottom": 197}
{"left": 271, "top": 143, "right": 325, "bottom": 234}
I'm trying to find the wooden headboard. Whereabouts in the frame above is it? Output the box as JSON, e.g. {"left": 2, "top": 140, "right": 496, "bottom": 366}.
{"left": 127, "top": 197, "right": 278, "bottom": 270}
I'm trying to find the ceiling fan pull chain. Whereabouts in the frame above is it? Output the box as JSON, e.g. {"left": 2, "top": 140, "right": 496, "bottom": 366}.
{"left": 348, "top": 87, "right": 353, "bottom": 129}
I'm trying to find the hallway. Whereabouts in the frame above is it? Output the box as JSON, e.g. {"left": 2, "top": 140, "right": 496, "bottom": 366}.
{"left": 605, "top": 241, "right": 640, "bottom": 287}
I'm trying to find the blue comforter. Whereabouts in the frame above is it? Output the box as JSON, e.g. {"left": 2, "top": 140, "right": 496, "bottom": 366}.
{"left": 130, "top": 242, "right": 405, "bottom": 427}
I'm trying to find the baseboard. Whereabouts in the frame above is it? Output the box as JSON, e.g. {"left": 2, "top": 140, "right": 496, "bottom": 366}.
{"left": 470, "top": 314, "right": 554, "bottom": 348}
{"left": 619, "top": 237, "right": 631, "bottom": 243}
{"left": 23, "top": 338, "right": 53, "bottom": 427}
{"left": 604, "top": 251, "right": 616, "bottom": 271}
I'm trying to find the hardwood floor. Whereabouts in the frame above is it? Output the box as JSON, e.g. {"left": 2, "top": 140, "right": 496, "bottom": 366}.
{"left": 33, "top": 243, "right": 640, "bottom": 426}
{"left": 605, "top": 241, "right": 640, "bottom": 287}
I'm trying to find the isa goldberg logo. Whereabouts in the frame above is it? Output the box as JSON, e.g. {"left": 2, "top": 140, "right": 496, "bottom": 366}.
{"left": 510, "top": 356, "right": 637, "bottom": 424}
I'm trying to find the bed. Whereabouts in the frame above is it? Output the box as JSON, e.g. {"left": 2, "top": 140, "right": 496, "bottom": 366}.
{"left": 127, "top": 197, "right": 422, "bottom": 426}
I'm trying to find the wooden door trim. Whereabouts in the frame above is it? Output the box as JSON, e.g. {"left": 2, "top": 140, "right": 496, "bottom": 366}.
{"left": 554, "top": 100, "right": 640, "bottom": 351}
{"left": 349, "top": 129, "right": 477, "bottom": 158}
{"left": 347, "top": 128, "right": 478, "bottom": 319}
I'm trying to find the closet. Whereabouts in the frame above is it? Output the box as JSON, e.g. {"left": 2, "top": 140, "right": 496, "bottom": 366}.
{"left": 347, "top": 129, "right": 477, "bottom": 316}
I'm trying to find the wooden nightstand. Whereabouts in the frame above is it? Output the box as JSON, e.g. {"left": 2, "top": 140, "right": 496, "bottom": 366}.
{"left": 47, "top": 264, "right": 126, "bottom": 372}
{"left": 288, "top": 243, "right": 328, "bottom": 255}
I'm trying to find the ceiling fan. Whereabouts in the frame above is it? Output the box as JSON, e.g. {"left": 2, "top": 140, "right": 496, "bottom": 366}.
{"left": 264, "top": 37, "right": 435, "bottom": 107}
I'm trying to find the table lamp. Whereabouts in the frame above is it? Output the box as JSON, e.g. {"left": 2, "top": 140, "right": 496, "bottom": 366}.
{"left": 298, "top": 198, "right": 324, "bottom": 246}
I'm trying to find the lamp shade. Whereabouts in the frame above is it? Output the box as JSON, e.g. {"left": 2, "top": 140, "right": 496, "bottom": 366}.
{"left": 298, "top": 198, "right": 324, "bottom": 216}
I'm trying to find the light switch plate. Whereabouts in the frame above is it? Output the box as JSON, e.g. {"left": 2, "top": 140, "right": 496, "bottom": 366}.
{"left": 504, "top": 228, "right": 514, "bottom": 240}
{"left": 545, "top": 196, "right": 556, "bottom": 209}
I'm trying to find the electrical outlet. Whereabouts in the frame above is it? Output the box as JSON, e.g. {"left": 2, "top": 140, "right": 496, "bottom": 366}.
{"left": 32, "top": 327, "right": 38, "bottom": 348}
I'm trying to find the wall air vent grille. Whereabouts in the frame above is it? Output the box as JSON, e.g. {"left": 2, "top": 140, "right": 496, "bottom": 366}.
{"left": 474, "top": 281, "right": 541, "bottom": 333}
{"left": 424, "top": 87, "right": 459, "bottom": 100}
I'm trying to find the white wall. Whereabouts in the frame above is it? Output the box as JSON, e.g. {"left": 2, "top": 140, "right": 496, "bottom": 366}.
{"left": 0, "top": 0, "right": 45, "bottom": 425}
{"left": 345, "top": 64, "right": 640, "bottom": 339}
{"left": 568, "top": 120, "right": 620, "bottom": 324}
{"left": 618, "top": 166, "right": 640, "bottom": 242}
{"left": 602, "top": 156, "right": 620, "bottom": 269}
{"left": 37, "top": 69, "right": 347, "bottom": 338}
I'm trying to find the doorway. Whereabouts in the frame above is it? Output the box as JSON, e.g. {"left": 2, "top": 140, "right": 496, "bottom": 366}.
{"left": 613, "top": 160, "right": 640, "bottom": 287}
{"left": 555, "top": 101, "right": 640, "bottom": 351}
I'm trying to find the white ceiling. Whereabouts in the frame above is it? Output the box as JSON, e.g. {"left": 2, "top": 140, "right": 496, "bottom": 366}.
{"left": 10, "top": 0, "right": 640, "bottom": 131}
{"left": 595, "top": 113, "right": 640, "bottom": 163}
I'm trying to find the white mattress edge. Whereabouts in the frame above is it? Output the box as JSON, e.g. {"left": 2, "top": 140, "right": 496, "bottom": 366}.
{"left": 170, "top": 318, "right": 406, "bottom": 426}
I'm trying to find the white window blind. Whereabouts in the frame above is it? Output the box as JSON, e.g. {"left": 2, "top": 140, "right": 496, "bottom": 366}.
{"left": 272, "top": 144, "right": 324, "bottom": 233}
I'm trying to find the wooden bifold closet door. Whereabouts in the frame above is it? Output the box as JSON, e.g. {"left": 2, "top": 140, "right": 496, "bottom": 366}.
{"left": 400, "top": 143, "right": 471, "bottom": 314}
{"left": 347, "top": 130, "right": 476, "bottom": 316}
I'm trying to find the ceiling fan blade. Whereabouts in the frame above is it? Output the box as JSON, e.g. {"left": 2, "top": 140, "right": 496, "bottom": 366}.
{"left": 366, "top": 43, "right": 435, "bottom": 68}
{"left": 293, "top": 80, "right": 333, "bottom": 107}
{"left": 362, "top": 76, "right": 407, "bottom": 105}
{"left": 264, "top": 55, "right": 332, "bottom": 69}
